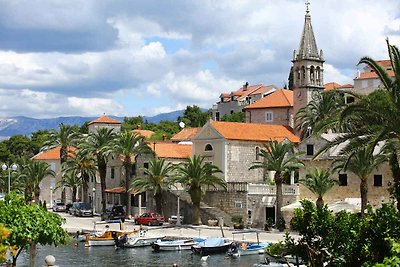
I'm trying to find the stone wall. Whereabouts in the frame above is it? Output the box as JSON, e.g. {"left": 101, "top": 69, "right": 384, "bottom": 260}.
{"left": 245, "top": 107, "right": 293, "bottom": 128}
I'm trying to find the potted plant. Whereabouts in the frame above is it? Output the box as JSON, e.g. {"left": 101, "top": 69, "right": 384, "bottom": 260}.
{"left": 232, "top": 215, "right": 244, "bottom": 229}
{"left": 277, "top": 217, "right": 286, "bottom": 232}
{"left": 264, "top": 218, "right": 274, "bottom": 231}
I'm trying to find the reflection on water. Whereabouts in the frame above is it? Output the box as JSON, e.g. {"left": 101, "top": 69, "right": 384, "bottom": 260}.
{"left": 17, "top": 241, "right": 267, "bottom": 267}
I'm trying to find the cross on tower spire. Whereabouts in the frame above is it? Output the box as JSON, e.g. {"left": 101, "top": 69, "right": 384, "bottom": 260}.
{"left": 305, "top": 0, "right": 310, "bottom": 14}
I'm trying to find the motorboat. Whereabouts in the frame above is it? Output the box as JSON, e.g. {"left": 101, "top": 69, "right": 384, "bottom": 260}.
{"left": 114, "top": 228, "right": 165, "bottom": 248}
{"left": 227, "top": 241, "right": 270, "bottom": 257}
{"left": 152, "top": 238, "right": 204, "bottom": 252}
{"left": 85, "top": 229, "right": 137, "bottom": 247}
{"left": 191, "top": 237, "right": 233, "bottom": 255}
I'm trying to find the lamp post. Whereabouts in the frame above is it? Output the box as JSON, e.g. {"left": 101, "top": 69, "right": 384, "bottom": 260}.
{"left": 176, "top": 192, "right": 181, "bottom": 226}
{"left": 2, "top": 163, "right": 18, "bottom": 194}
{"left": 92, "top": 188, "right": 96, "bottom": 215}
{"left": 50, "top": 186, "right": 53, "bottom": 209}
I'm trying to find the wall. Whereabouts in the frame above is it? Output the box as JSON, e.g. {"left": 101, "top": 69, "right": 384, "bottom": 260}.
{"left": 245, "top": 107, "right": 293, "bottom": 127}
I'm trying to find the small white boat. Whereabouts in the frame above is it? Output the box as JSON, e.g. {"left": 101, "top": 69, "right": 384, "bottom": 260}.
{"left": 115, "top": 229, "right": 165, "bottom": 248}
{"left": 152, "top": 238, "right": 204, "bottom": 252}
{"left": 85, "top": 230, "right": 137, "bottom": 247}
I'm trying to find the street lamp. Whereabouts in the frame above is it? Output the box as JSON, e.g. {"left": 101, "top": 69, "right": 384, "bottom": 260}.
{"left": 176, "top": 192, "right": 181, "bottom": 226}
{"left": 2, "top": 163, "right": 18, "bottom": 194}
{"left": 50, "top": 186, "right": 53, "bottom": 209}
{"left": 92, "top": 188, "right": 96, "bottom": 214}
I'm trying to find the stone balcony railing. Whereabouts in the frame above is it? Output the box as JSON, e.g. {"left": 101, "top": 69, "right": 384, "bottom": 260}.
{"left": 247, "top": 183, "right": 300, "bottom": 196}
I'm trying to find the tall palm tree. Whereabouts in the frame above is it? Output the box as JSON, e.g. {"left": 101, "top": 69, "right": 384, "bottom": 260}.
{"left": 172, "top": 155, "right": 226, "bottom": 225}
{"left": 130, "top": 157, "right": 175, "bottom": 214}
{"left": 43, "top": 123, "right": 78, "bottom": 164}
{"left": 300, "top": 168, "right": 337, "bottom": 209}
{"left": 333, "top": 147, "right": 385, "bottom": 217}
{"left": 105, "top": 131, "right": 152, "bottom": 217}
{"left": 62, "top": 151, "right": 97, "bottom": 202}
{"left": 18, "top": 159, "right": 55, "bottom": 203}
{"left": 78, "top": 128, "right": 115, "bottom": 213}
{"left": 295, "top": 90, "right": 346, "bottom": 139}
{"left": 321, "top": 40, "right": 400, "bottom": 210}
{"left": 57, "top": 171, "right": 82, "bottom": 202}
{"left": 249, "top": 140, "right": 304, "bottom": 222}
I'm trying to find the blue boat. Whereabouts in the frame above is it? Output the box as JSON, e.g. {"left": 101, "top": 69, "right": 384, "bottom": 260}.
{"left": 227, "top": 230, "right": 270, "bottom": 257}
{"left": 191, "top": 237, "right": 233, "bottom": 255}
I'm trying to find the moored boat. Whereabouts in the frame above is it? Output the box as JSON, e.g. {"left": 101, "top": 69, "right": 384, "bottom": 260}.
{"left": 85, "top": 230, "right": 136, "bottom": 247}
{"left": 191, "top": 237, "right": 233, "bottom": 255}
{"left": 152, "top": 238, "right": 204, "bottom": 252}
{"left": 114, "top": 229, "right": 165, "bottom": 248}
{"left": 227, "top": 241, "right": 270, "bottom": 257}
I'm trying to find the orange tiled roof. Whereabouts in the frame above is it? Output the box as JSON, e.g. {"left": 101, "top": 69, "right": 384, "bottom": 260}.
{"left": 132, "top": 129, "right": 154, "bottom": 139}
{"left": 150, "top": 142, "right": 192, "bottom": 159}
{"left": 244, "top": 89, "right": 293, "bottom": 109}
{"left": 171, "top": 128, "right": 201, "bottom": 141}
{"left": 356, "top": 70, "right": 395, "bottom": 79}
{"left": 32, "top": 146, "right": 76, "bottom": 160}
{"left": 210, "top": 121, "right": 300, "bottom": 143}
{"left": 88, "top": 115, "right": 121, "bottom": 125}
{"left": 248, "top": 85, "right": 277, "bottom": 96}
{"left": 324, "top": 82, "right": 342, "bottom": 91}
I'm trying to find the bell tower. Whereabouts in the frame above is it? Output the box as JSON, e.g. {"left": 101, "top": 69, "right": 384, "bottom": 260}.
{"left": 292, "top": 1, "right": 324, "bottom": 119}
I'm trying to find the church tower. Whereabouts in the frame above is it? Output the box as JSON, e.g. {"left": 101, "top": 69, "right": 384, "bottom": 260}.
{"left": 292, "top": 2, "right": 324, "bottom": 119}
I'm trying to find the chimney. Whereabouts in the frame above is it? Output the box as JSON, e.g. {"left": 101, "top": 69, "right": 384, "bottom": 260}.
{"left": 243, "top": 82, "right": 249, "bottom": 91}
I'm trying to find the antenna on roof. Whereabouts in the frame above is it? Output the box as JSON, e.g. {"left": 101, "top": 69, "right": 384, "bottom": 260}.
{"left": 179, "top": 121, "right": 185, "bottom": 129}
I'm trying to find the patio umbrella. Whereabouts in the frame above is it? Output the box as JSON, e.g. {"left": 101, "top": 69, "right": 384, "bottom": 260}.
{"left": 328, "top": 200, "right": 361, "bottom": 214}
{"left": 281, "top": 199, "right": 313, "bottom": 211}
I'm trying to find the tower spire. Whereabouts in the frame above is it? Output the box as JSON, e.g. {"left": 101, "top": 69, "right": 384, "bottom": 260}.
{"left": 305, "top": 0, "right": 310, "bottom": 14}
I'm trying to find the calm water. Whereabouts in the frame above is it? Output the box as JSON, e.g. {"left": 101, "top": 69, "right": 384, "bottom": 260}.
{"left": 17, "top": 242, "right": 267, "bottom": 267}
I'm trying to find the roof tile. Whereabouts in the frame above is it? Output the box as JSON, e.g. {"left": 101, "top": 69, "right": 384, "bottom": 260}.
{"left": 245, "top": 89, "right": 293, "bottom": 109}
{"left": 88, "top": 115, "right": 121, "bottom": 125}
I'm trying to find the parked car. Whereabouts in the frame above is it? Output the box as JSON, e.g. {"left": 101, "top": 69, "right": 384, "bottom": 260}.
{"left": 52, "top": 202, "right": 66, "bottom": 212}
{"left": 75, "top": 202, "right": 93, "bottom": 217}
{"left": 102, "top": 205, "right": 126, "bottom": 221}
{"left": 69, "top": 202, "right": 81, "bottom": 215}
{"left": 135, "top": 212, "right": 164, "bottom": 226}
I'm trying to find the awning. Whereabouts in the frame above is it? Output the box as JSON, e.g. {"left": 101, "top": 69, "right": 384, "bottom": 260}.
{"left": 262, "top": 196, "right": 276, "bottom": 206}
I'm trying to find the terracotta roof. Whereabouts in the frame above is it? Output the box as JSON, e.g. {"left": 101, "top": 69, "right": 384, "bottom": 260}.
{"left": 88, "top": 115, "right": 121, "bottom": 125}
{"left": 248, "top": 85, "right": 277, "bottom": 96}
{"left": 132, "top": 129, "right": 154, "bottom": 139}
{"left": 210, "top": 121, "right": 300, "bottom": 143}
{"left": 171, "top": 128, "right": 201, "bottom": 141}
{"left": 150, "top": 142, "right": 192, "bottom": 159}
{"left": 324, "top": 82, "right": 342, "bottom": 91}
{"left": 356, "top": 70, "right": 395, "bottom": 79}
{"left": 375, "top": 60, "right": 392, "bottom": 68}
{"left": 244, "top": 89, "right": 293, "bottom": 109}
{"left": 32, "top": 146, "right": 76, "bottom": 160}
{"left": 222, "top": 84, "right": 276, "bottom": 102}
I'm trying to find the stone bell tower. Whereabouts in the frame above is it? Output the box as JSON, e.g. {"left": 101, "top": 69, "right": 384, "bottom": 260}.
{"left": 292, "top": 1, "right": 324, "bottom": 119}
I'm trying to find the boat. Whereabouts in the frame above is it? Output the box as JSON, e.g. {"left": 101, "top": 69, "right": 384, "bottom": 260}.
{"left": 152, "top": 238, "right": 204, "bottom": 252}
{"left": 85, "top": 229, "right": 137, "bottom": 247}
{"left": 114, "top": 228, "right": 165, "bottom": 248}
{"left": 226, "top": 230, "right": 270, "bottom": 257}
{"left": 191, "top": 237, "right": 233, "bottom": 255}
{"left": 227, "top": 241, "right": 270, "bottom": 257}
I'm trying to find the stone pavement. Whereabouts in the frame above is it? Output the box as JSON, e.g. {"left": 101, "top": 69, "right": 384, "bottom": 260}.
{"left": 59, "top": 212, "right": 299, "bottom": 244}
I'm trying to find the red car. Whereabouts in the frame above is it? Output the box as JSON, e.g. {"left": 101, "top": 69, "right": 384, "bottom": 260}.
{"left": 135, "top": 212, "right": 165, "bottom": 226}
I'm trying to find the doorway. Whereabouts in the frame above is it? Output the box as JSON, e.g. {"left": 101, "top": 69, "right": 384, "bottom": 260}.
{"left": 265, "top": 207, "right": 275, "bottom": 224}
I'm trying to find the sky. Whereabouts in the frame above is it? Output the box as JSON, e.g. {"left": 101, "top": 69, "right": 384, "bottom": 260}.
{"left": 0, "top": 0, "right": 399, "bottom": 119}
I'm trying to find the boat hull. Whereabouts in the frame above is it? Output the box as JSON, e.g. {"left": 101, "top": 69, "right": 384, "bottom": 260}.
{"left": 152, "top": 239, "right": 199, "bottom": 252}
{"left": 191, "top": 243, "right": 232, "bottom": 255}
{"left": 122, "top": 236, "right": 164, "bottom": 248}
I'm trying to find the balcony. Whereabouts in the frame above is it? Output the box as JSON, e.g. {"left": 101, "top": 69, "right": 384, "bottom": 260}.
{"left": 248, "top": 183, "right": 299, "bottom": 196}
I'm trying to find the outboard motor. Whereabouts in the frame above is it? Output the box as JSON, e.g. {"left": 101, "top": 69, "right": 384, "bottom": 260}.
{"left": 114, "top": 234, "right": 128, "bottom": 248}
{"left": 227, "top": 242, "right": 239, "bottom": 257}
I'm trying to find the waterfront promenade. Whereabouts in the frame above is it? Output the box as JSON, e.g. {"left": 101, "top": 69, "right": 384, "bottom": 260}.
{"left": 59, "top": 212, "right": 298, "bottom": 244}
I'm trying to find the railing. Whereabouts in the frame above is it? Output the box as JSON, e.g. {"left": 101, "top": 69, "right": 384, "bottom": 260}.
{"left": 248, "top": 183, "right": 299, "bottom": 196}
{"left": 206, "top": 182, "right": 248, "bottom": 192}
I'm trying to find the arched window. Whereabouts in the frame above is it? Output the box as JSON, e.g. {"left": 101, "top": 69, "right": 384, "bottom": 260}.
{"left": 316, "top": 67, "right": 321, "bottom": 84}
{"left": 310, "top": 66, "right": 315, "bottom": 84}
{"left": 301, "top": 66, "right": 306, "bottom": 85}
{"left": 205, "top": 144, "right": 213, "bottom": 151}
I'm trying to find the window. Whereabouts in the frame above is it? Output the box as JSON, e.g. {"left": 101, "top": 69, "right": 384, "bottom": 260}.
{"left": 143, "top": 162, "right": 149, "bottom": 174}
{"left": 230, "top": 110, "right": 234, "bottom": 114}
{"left": 231, "top": 96, "right": 235, "bottom": 101}
{"left": 234, "top": 201, "right": 243, "bottom": 208}
{"left": 220, "top": 97, "right": 224, "bottom": 103}
{"left": 215, "top": 111, "right": 220, "bottom": 121}
{"left": 374, "top": 174, "right": 383, "bottom": 187}
{"left": 346, "top": 96, "right": 355, "bottom": 104}
{"left": 205, "top": 144, "right": 213, "bottom": 151}
{"left": 339, "top": 174, "right": 348, "bottom": 186}
{"left": 265, "top": 111, "right": 273, "bottom": 122}
{"left": 306, "top": 144, "right": 314, "bottom": 156}
{"left": 255, "top": 147, "right": 260, "bottom": 160}
{"left": 111, "top": 167, "right": 115, "bottom": 179}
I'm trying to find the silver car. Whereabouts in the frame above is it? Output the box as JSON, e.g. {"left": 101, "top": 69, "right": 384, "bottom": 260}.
{"left": 52, "top": 202, "right": 66, "bottom": 212}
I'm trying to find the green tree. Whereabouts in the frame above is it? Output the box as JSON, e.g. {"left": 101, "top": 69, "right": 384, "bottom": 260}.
{"left": 57, "top": 171, "right": 82, "bottom": 203}
{"left": 374, "top": 240, "right": 400, "bottom": 267}
{"left": 130, "top": 157, "right": 175, "bottom": 214}
{"left": 4, "top": 135, "right": 33, "bottom": 160}
{"left": 121, "top": 116, "right": 145, "bottom": 131}
{"left": 106, "top": 131, "right": 151, "bottom": 217}
{"left": 333, "top": 147, "right": 385, "bottom": 217}
{"left": 43, "top": 123, "right": 78, "bottom": 164}
{"left": 178, "top": 105, "right": 209, "bottom": 127}
{"left": 220, "top": 112, "right": 245, "bottom": 122}
{"left": 78, "top": 128, "right": 115, "bottom": 213}
{"left": 172, "top": 155, "right": 225, "bottom": 225}
{"left": 18, "top": 159, "right": 55, "bottom": 203}
{"left": 0, "top": 224, "right": 10, "bottom": 265}
{"left": 300, "top": 168, "right": 337, "bottom": 209}
{"left": 30, "top": 130, "right": 51, "bottom": 155}
{"left": 0, "top": 193, "right": 69, "bottom": 267}
{"left": 249, "top": 140, "right": 304, "bottom": 222}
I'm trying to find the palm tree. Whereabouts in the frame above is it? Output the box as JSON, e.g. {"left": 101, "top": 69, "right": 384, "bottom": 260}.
{"left": 105, "top": 131, "right": 152, "bottom": 217}
{"left": 62, "top": 151, "right": 97, "bottom": 202}
{"left": 172, "top": 155, "right": 226, "bottom": 225}
{"left": 130, "top": 157, "right": 175, "bottom": 214}
{"left": 321, "top": 40, "right": 400, "bottom": 210}
{"left": 333, "top": 147, "right": 385, "bottom": 217}
{"left": 249, "top": 140, "right": 304, "bottom": 222}
{"left": 78, "top": 128, "right": 115, "bottom": 213}
{"left": 57, "top": 171, "right": 82, "bottom": 202}
{"left": 18, "top": 159, "right": 55, "bottom": 203}
{"left": 300, "top": 168, "right": 337, "bottom": 209}
{"left": 295, "top": 90, "right": 346, "bottom": 139}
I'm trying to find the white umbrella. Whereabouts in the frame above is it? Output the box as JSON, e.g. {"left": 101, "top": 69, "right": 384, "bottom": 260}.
{"left": 328, "top": 200, "right": 361, "bottom": 214}
{"left": 281, "top": 199, "right": 313, "bottom": 211}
